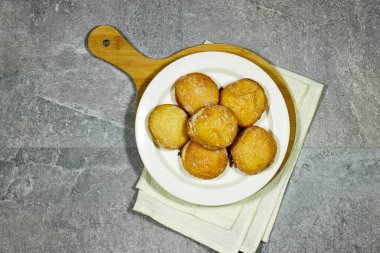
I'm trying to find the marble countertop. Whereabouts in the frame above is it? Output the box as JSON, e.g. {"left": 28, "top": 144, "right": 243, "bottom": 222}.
{"left": 0, "top": 0, "right": 379, "bottom": 252}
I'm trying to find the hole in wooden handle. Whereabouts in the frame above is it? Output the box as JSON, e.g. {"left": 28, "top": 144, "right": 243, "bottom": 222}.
{"left": 103, "top": 39, "right": 110, "bottom": 47}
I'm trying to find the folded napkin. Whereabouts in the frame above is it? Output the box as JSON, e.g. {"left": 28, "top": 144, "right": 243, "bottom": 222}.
{"left": 133, "top": 43, "right": 324, "bottom": 253}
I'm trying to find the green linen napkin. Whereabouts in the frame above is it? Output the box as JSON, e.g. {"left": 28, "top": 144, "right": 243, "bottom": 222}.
{"left": 133, "top": 46, "right": 324, "bottom": 252}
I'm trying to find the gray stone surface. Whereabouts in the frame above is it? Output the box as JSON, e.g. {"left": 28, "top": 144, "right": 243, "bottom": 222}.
{"left": 0, "top": 148, "right": 209, "bottom": 252}
{"left": 262, "top": 148, "right": 380, "bottom": 253}
{"left": 0, "top": 0, "right": 379, "bottom": 252}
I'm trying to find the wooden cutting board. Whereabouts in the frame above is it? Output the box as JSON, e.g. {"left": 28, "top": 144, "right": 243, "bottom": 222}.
{"left": 86, "top": 25, "right": 296, "bottom": 179}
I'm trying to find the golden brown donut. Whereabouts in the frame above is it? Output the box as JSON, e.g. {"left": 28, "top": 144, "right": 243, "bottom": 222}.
{"left": 148, "top": 104, "right": 189, "bottom": 149}
{"left": 181, "top": 140, "right": 228, "bottom": 179}
{"left": 187, "top": 105, "right": 238, "bottom": 150}
{"left": 231, "top": 126, "right": 277, "bottom": 174}
{"left": 220, "top": 78, "right": 268, "bottom": 127}
{"left": 175, "top": 73, "right": 219, "bottom": 115}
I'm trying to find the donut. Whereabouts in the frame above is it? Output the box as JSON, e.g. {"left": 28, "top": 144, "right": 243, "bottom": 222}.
{"left": 187, "top": 105, "right": 238, "bottom": 150}
{"left": 175, "top": 73, "right": 219, "bottom": 115}
{"left": 181, "top": 140, "right": 228, "bottom": 179}
{"left": 231, "top": 126, "right": 277, "bottom": 174}
{"left": 220, "top": 78, "right": 268, "bottom": 127}
{"left": 148, "top": 104, "right": 189, "bottom": 149}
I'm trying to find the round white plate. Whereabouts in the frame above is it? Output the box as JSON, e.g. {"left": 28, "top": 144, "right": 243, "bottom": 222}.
{"left": 135, "top": 52, "right": 290, "bottom": 206}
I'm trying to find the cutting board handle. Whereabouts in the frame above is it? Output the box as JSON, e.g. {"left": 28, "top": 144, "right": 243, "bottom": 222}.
{"left": 86, "top": 25, "right": 165, "bottom": 98}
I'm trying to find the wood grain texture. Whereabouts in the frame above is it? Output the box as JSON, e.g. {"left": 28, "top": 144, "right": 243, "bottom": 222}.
{"left": 86, "top": 25, "right": 296, "bottom": 182}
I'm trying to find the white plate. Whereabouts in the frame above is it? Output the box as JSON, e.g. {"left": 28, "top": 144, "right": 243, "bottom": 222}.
{"left": 135, "top": 52, "right": 290, "bottom": 206}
